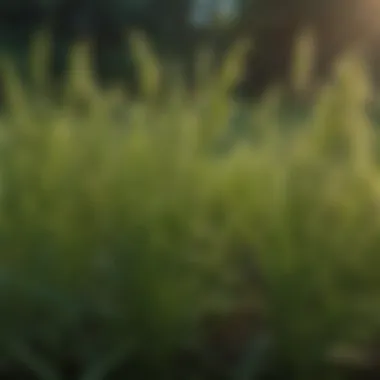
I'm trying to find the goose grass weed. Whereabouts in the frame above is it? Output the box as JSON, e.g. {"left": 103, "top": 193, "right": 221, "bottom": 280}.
{"left": 0, "top": 33, "right": 378, "bottom": 379}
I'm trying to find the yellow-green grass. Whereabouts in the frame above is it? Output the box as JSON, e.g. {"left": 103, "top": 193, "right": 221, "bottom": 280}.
{"left": 0, "top": 34, "right": 378, "bottom": 379}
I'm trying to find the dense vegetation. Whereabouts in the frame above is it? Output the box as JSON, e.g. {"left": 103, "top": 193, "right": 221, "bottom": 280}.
{"left": 0, "top": 34, "right": 378, "bottom": 380}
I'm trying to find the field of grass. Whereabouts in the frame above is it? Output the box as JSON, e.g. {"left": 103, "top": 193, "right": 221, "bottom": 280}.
{"left": 0, "top": 35, "right": 379, "bottom": 379}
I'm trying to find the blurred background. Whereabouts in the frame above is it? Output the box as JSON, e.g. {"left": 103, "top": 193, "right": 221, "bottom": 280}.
{"left": 2, "top": 0, "right": 380, "bottom": 99}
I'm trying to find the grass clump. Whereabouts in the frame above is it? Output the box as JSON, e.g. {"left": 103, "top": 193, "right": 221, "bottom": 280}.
{"left": 0, "top": 34, "right": 379, "bottom": 380}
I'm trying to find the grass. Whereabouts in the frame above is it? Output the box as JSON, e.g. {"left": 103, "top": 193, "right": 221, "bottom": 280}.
{"left": 0, "top": 34, "right": 379, "bottom": 379}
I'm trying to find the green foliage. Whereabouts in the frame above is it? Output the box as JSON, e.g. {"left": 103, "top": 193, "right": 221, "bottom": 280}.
{"left": 0, "top": 34, "right": 379, "bottom": 380}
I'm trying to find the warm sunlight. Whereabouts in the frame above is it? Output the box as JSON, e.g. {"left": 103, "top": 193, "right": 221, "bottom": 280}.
{"left": 359, "top": 0, "right": 380, "bottom": 37}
